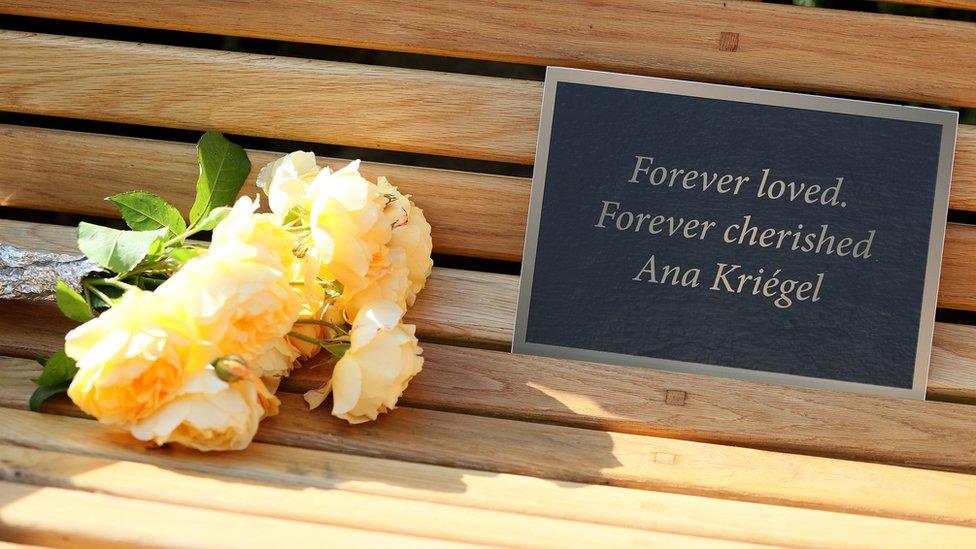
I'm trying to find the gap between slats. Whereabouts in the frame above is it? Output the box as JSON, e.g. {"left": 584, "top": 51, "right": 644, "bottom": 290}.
{"left": 1, "top": 0, "right": 974, "bottom": 107}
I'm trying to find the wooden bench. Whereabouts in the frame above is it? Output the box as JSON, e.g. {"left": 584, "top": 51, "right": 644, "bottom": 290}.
{"left": 0, "top": 1, "right": 975, "bottom": 546}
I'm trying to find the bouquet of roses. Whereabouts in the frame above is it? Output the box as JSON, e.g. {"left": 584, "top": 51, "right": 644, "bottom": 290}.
{"left": 23, "top": 132, "right": 432, "bottom": 451}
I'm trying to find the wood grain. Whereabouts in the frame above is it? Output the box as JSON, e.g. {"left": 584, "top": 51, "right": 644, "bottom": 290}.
{"left": 0, "top": 446, "right": 739, "bottom": 548}
{"left": 2, "top": 34, "right": 975, "bottom": 169}
{"left": 2, "top": 385, "right": 976, "bottom": 528}
{"left": 2, "top": 126, "right": 976, "bottom": 267}
{"left": 931, "top": 322, "right": 976, "bottom": 403}
{"left": 0, "top": 31, "right": 540, "bottom": 164}
{"left": 1, "top": 1, "right": 975, "bottom": 106}
{"left": 1, "top": 434, "right": 975, "bottom": 546}
{"left": 0, "top": 125, "right": 529, "bottom": 261}
{"left": 0, "top": 480, "right": 472, "bottom": 548}
{"left": 0, "top": 218, "right": 972, "bottom": 402}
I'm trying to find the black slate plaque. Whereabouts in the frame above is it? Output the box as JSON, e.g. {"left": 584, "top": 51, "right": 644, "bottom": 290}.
{"left": 513, "top": 68, "right": 957, "bottom": 399}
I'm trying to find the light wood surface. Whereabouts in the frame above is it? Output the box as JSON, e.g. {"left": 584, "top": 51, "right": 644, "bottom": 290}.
{"left": 1, "top": 438, "right": 975, "bottom": 547}
{"left": 0, "top": 447, "right": 741, "bottom": 548}
{"left": 0, "top": 31, "right": 540, "bottom": 163}
{"left": 2, "top": 391, "right": 976, "bottom": 532}
{"left": 2, "top": 125, "right": 976, "bottom": 266}
{"left": 0, "top": 125, "right": 529, "bottom": 261}
{"left": 2, "top": 1, "right": 975, "bottom": 107}
{"left": 0, "top": 480, "right": 478, "bottom": 548}
{"left": 3, "top": 34, "right": 975, "bottom": 169}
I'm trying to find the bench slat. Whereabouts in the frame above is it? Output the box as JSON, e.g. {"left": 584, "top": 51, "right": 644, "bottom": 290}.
{"left": 0, "top": 31, "right": 541, "bottom": 163}
{"left": 2, "top": 376, "right": 976, "bottom": 521}
{"left": 0, "top": 480, "right": 472, "bottom": 548}
{"left": 3, "top": 125, "right": 976, "bottom": 262}
{"left": 288, "top": 343, "right": 976, "bottom": 472}
{"left": 0, "top": 445, "right": 726, "bottom": 548}
{"left": 3, "top": 33, "right": 975, "bottom": 169}
{"left": 0, "top": 413, "right": 974, "bottom": 546}
{"left": 2, "top": 1, "right": 975, "bottom": 106}
{"left": 0, "top": 218, "right": 972, "bottom": 402}
{"left": 0, "top": 125, "right": 529, "bottom": 261}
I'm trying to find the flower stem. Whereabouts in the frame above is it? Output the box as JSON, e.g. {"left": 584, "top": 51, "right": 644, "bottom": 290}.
{"left": 287, "top": 331, "right": 347, "bottom": 348}
{"left": 292, "top": 319, "right": 348, "bottom": 334}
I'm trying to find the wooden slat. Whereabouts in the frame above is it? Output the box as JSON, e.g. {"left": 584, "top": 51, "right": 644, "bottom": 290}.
{"left": 2, "top": 0, "right": 975, "bottom": 106}
{"left": 0, "top": 480, "right": 473, "bottom": 548}
{"left": 938, "top": 223, "right": 976, "bottom": 311}
{"left": 3, "top": 35, "right": 976, "bottom": 171}
{"left": 0, "top": 125, "right": 529, "bottom": 261}
{"left": 2, "top": 430, "right": 975, "bottom": 546}
{"left": 293, "top": 344, "right": 976, "bottom": 468}
{"left": 2, "top": 393, "right": 976, "bottom": 531}
{"left": 931, "top": 322, "right": 976, "bottom": 403}
{"left": 953, "top": 125, "right": 976, "bottom": 211}
{"left": 2, "top": 126, "right": 976, "bottom": 267}
{"left": 0, "top": 446, "right": 736, "bottom": 548}
{"left": 0, "top": 31, "right": 540, "bottom": 164}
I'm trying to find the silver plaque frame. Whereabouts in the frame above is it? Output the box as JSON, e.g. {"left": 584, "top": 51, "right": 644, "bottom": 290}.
{"left": 513, "top": 67, "right": 958, "bottom": 399}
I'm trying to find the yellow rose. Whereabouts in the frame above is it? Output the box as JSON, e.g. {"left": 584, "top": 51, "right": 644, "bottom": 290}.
{"left": 255, "top": 151, "right": 320, "bottom": 215}
{"left": 378, "top": 177, "right": 433, "bottom": 307}
{"left": 250, "top": 337, "right": 300, "bottom": 392}
{"left": 210, "top": 196, "right": 296, "bottom": 271}
{"left": 66, "top": 289, "right": 216, "bottom": 425}
{"left": 325, "top": 301, "right": 423, "bottom": 424}
{"left": 336, "top": 177, "right": 433, "bottom": 317}
{"left": 338, "top": 247, "right": 410, "bottom": 317}
{"left": 128, "top": 366, "right": 279, "bottom": 452}
{"left": 157, "top": 253, "right": 302, "bottom": 363}
{"left": 308, "top": 160, "right": 392, "bottom": 299}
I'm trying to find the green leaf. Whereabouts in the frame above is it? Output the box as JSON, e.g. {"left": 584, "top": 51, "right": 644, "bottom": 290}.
{"left": 189, "top": 132, "right": 250, "bottom": 225}
{"left": 55, "top": 280, "right": 94, "bottom": 322}
{"left": 33, "top": 351, "right": 78, "bottom": 386}
{"left": 107, "top": 191, "right": 187, "bottom": 238}
{"left": 78, "top": 223, "right": 168, "bottom": 274}
{"left": 194, "top": 205, "right": 231, "bottom": 231}
{"left": 29, "top": 381, "right": 72, "bottom": 412}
